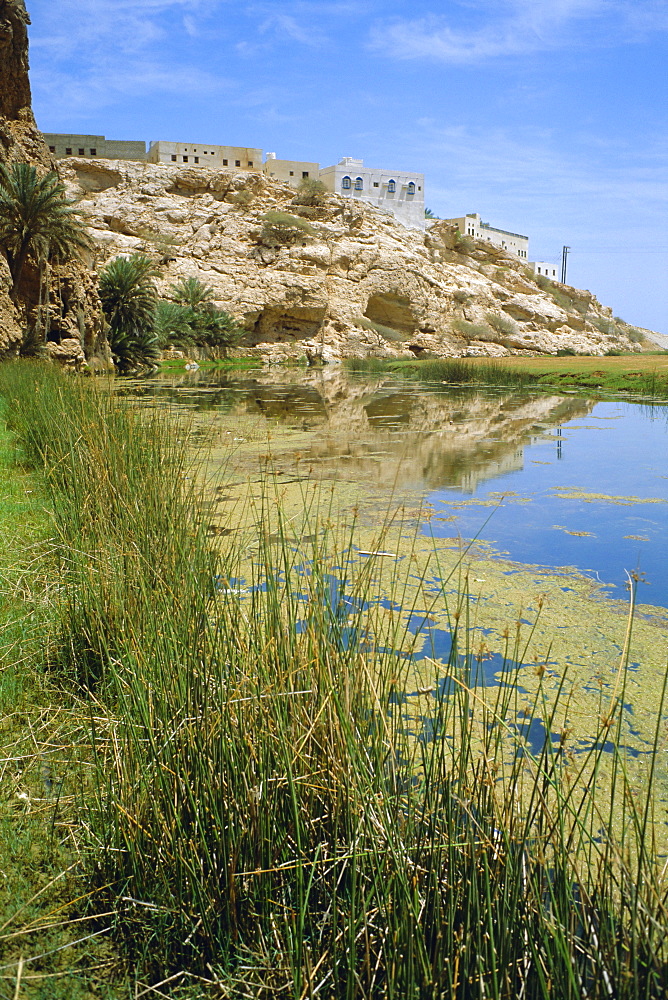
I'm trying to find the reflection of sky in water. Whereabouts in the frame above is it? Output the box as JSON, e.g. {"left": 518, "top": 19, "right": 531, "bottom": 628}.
{"left": 134, "top": 373, "right": 667, "bottom": 606}
{"left": 428, "top": 401, "right": 668, "bottom": 607}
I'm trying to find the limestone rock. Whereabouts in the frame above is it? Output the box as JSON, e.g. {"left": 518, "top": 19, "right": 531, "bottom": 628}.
{"left": 59, "top": 156, "right": 654, "bottom": 363}
{"left": 45, "top": 336, "right": 85, "bottom": 368}
{"left": 0, "top": 1, "right": 106, "bottom": 364}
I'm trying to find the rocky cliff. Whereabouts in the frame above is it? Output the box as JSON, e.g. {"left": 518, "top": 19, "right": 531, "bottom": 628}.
{"left": 59, "top": 156, "right": 645, "bottom": 363}
{"left": 0, "top": 0, "right": 104, "bottom": 363}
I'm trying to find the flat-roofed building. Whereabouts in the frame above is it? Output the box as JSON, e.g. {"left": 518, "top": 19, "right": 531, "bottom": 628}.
{"left": 530, "top": 261, "right": 558, "bottom": 279}
{"left": 147, "top": 141, "right": 262, "bottom": 171}
{"left": 42, "top": 133, "right": 147, "bottom": 161}
{"left": 264, "top": 153, "right": 320, "bottom": 188}
{"left": 319, "top": 157, "right": 425, "bottom": 230}
{"left": 445, "top": 212, "right": 529, "bottom": 259}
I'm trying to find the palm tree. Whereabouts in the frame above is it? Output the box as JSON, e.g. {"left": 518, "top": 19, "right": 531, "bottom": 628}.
{"left": 167, "top": 275, "right": 244, "bottom": 357}
{"left": 0, "top": 162, "right": 92, "bottom": 300}
{"left": 170, "top": 276, "right": 215, "bottom": 311}
{"left": 98, "top": 254, "right": 161, "bottom": 373}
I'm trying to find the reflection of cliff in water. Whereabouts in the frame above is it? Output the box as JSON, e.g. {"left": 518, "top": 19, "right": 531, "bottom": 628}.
{"left": 125, "top": 369, "right": 593, "bottom": 494}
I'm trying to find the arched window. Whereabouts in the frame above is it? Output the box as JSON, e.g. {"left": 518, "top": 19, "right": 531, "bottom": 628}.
{"left": 387, "top": 179, "right": 396, "bottom": 193}
{"left": 354, "top": 176, "right": 363, "bottom": 190}
{"left": 407, "top": 181, "right": 416, "bottom": 195}
{"left": 342, "top": 175, "right": 351, "bottom": 190}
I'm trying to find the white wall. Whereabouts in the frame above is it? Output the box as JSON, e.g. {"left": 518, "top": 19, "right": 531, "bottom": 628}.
{"left": 319, "top": 158, "right": 425, "bottom": 230}
{"left": 530, "top": 261, "right": 559, "bottom": 279}
{"left": 446, "top": 213, "right": 529, "bottom": 259}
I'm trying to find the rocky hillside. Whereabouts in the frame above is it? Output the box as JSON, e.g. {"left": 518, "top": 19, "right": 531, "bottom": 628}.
{"left": 0, "top": 0, "right": 104, "bottom": 363}
{"left": 59, "top": 156, "right": 646, "bottom": 363}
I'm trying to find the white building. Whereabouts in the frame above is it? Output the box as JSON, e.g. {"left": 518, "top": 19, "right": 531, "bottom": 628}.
{"left": 264, "top": 153, "right": 320, "bottom": 188}
{"left": 147, "top": 141, "right": 262, "bottom": 171}
{"left": 319, "top": 157, "right": 425, "bottom": 230}
{"left": 445, "top": 212, "right": 529, "bottom": 259}
{"left": 530, "top": 261, "right": 558, "bottom": 279}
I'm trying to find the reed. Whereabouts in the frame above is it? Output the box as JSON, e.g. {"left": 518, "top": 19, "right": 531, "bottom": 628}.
{"left": 1, "top": 361, "right": 667, "bottom": 998}
{"left": 347, "top": 356, "right": 537, "bottom": 389}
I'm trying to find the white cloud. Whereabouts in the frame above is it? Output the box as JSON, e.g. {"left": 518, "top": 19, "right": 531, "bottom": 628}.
{"left": 258, "top": 12, "right": 326, "bottom": 46}
{"left": 28, "top": 0, "right": 229, "bottom": 120}
{"left": 30, "top": 0, "right": 220, "bottom": 58}
{"left": 369, "top": 0, "right": 668, "bottom": 63}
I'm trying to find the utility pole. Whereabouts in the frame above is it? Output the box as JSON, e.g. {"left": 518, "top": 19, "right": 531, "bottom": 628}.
{"left": 561, "top": 245, "right": 570, "bottom": 284}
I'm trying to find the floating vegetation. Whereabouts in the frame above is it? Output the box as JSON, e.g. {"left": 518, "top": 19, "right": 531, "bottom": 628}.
{"left": 2, "top": 362, "right": 668, "bottom": 998}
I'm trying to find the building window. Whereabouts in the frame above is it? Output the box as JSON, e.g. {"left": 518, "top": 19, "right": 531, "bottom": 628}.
{"left": 90, "top": 148, "right": 96, "bottom": 156}
{"left": 49, "top": 146, "right": 55, "bottom": 153}
{"left": 65, "top": 148, "right": 72, "bottom": 155}
{"left": 235, "top": 160, "right": 241, "bottom": 166}
{"left": 302, "top": 171, "right": 309, "bottom": 178}
{"left": 289, "top": 171, "right": 294, "bottom": 176}
{"left": 373, "top": 182, "right": 379, "bottom": 187}
{"left": 194, "top": 157, "right": 199, "bottom": 163}
{"left": 248, "top": 161, "right": 253, "bottom": 167}
{"left": 183, "top": 156, "right": 189, "bottom": 162}
{"left": 354, "top": 177, "right": 363, "bottom": 190}
{"left": 418, "top": 186, "right": 421, "bottom": 191}
{"left": 171, "top": 155, "right": 177, "bottom": 162}
{"left": 407, "top": 182, "right": 416, "bottom": 195}
{"left": 387, "top": 179, "right": 396, "bottom": 192}
{"left": 342, "top": 176, "right": 352, "bottom": 190}
{"left": 78, "top": 148, "right": 85, "bottom": 156}
{"left": 223, "top": 159, "right": 228, "bottom": 166}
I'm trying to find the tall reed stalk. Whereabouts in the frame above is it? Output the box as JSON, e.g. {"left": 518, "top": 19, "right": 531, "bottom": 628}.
{"left": 1, "top": 360, "right": 667, "bottom": 998}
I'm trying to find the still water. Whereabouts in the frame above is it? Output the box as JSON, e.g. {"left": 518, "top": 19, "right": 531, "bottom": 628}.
{"left": 127, "top": 369, "right": 668, "bottom": 610}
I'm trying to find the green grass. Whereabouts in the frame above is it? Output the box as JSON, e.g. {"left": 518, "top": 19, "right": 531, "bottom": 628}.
{"left": 1, "top": 361, "right": 668, "bottom": 997}
{"left": 0, "top": 389, "right": 122, "bottom": 999}
{"left": 344, "top": 355, "right": 668, "bottom": 398}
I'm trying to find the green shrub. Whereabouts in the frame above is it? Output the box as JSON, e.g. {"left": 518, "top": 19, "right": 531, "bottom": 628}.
{"left": 453, "top": 318, "right": 494, "bottom": 341}
{"left": 627, "top": 327, "right": 646, "bottom": 344}
{"left": 534, "top": 273, "right": 552, "bottom": 292}
{"left": 291, "top": 177, "right": 327, "bottom": 207}
{"left": 258, "top": 210, "right": 315, "bottom": 247}
{"left": 452, "top": 289, "right": 471, "bottom": 304}
{"left": 232, "top": 187, "right": 254, "bottom": 208}
{"left": 454, "top": 233, "right": 475, "bottom": 254}
{"left": 356, "top": 317, "right": 408, "bottom": 343}
{"left": 485, "top": 312, "right": 517, "bottom": 337}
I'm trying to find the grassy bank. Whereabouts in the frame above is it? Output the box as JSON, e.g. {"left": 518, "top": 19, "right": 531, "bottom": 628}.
{"left": 1, "top": 362, "right": 668, "bottom": 997}
{"left": 0, "top": 393, "right": 121, "bottom": 998}
{"left": 346, "top": 354, "right": 668, "bottom": 398}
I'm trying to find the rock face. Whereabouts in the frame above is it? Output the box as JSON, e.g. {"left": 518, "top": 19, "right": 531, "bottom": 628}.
{"left": 59, "top": 157, "right": 647, "bottom": 363}
{"left": 203, "top": 367, "right": 593, "bottom": 494}
{"left": 0, "top": 0, "right": 105, "bottom": 363}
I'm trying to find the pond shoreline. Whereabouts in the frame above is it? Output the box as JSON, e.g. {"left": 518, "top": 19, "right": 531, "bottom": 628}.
{"left": 1, "top": 361, "right": 668, "bottom": 998}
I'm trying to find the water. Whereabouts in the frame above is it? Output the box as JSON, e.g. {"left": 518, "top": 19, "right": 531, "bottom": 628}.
{"left": 124, "top": 368, "right": 668, "bottom": 767}
{"left": 428, "top": 401, "right": 668, "bottom": 606}
{"left": 127, "top": 369, "right": 668, "bottom": 609}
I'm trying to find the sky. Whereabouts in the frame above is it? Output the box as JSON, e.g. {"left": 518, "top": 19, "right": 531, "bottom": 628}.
{"left": 26, "top": 0, "right": 668, "bottom": 334}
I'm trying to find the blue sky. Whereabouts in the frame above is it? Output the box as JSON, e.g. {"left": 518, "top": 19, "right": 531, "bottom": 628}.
{"left": 27, "top": 0, "right": 668, "bottom": 334}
